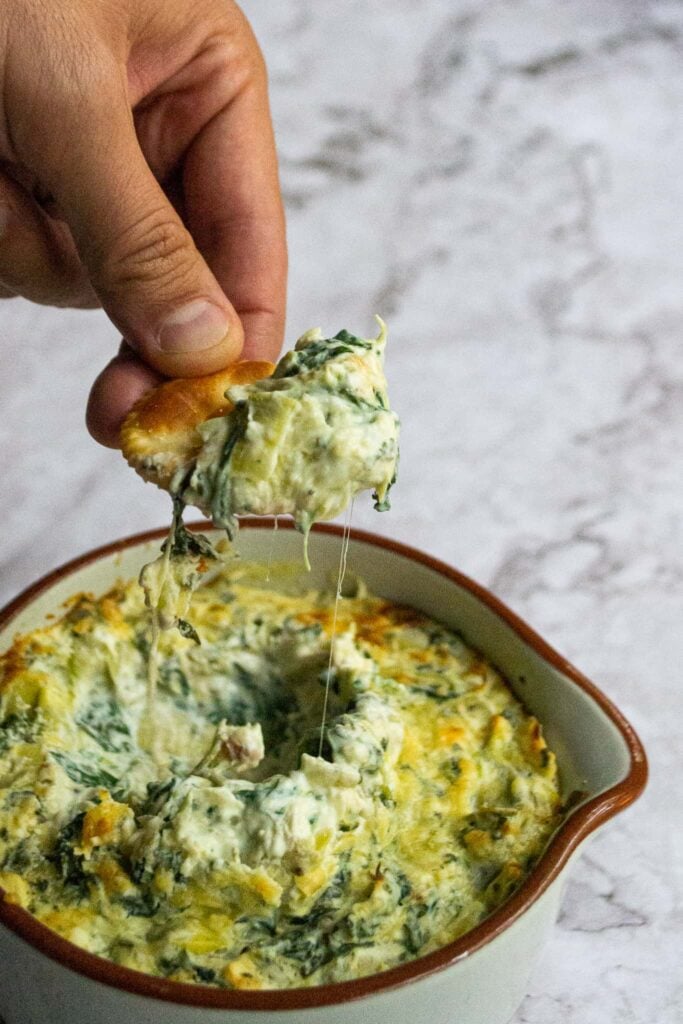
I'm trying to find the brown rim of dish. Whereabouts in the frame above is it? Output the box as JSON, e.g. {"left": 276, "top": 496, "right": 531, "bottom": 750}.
{"left": 0, "top": 519, "right": 647, "bottom": 1010}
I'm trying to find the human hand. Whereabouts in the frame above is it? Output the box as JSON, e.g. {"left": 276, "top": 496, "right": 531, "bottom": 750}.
{"left": 0, "top": 0, "right": 287, "bottom": 446}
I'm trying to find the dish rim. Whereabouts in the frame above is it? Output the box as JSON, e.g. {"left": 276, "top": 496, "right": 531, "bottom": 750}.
{"left": 0, "top": 519, "right": 647, "bottom": 1010}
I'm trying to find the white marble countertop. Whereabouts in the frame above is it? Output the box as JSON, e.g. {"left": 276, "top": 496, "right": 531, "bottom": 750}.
{"left": 1, "top": 1, "right": 681, "bottom": 1021}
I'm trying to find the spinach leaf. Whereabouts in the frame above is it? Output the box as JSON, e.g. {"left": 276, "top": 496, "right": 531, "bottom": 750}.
{"left": 274, "top": 928, "right": 335, "bottom": 977}
{"left": 194, "top": 966, "right": 219, "bottom": 984}
{"left": 209, "top": 402, "right": 249, "bottom": 534}
{"left": 133, "top": 631, "right": 151, "bottom": 659}
{"left": 141, "top": 776, "right": 176, "bottom": 815}
{"left": 0, "top": 709, "right": 42, "bottom": 754}
{"left": 464, "top": 809, "right": 512, "bottom": 841}
{"left": 273, "top": 330, "right": 372, "bottom": 379}
{"left": 117, "top": 891, "right": 160, "bottom": 918}
{"left": 49, "top": 812, "right": 90, "bottom": 896}
{"left": 158, "top": 662, "right": 190, "bottom": 700}
{"left": 406, "top": 684, "right": 452, "bottom": 703}
{"left": 373, "top": 490, "right": 392, "bottom": 512}
{"left": 272, "top": 904, "right": 378, "bottom": 979}
{"left": 50, "top": 750, "right": 119, "bottom": 790}
{"left": 335, "top": 387, "right": 384, "bottom": 412}
{"left": 158, "top": 949, "right": 194, "bottom": 977}
{"left": 402, "top": 918, "right": 424, "bottom": 956}
{"left": 76, "top": 697, "right": 131, "bottom": 753}
{"left": 158, "top": 950, "right": 221, "bottom": 984}
{"left": 2, "top": 838, "right": 31, "bottom": 872}
{"left": 290, "top": 866, "right": 351, "bottom": 928}
{"left": 373, "top": 461, "right": 397, "bottom": 513}
{"left": 238, "top": 915, "right": 276, "bottom": 937}
{"left": 177, "top": 619, "right": 201, "bottom": 645}
{"left": 163, "top": 501, "right": 218, "bottom": 562}
{"left": 333, "top": 329, "right": 371, "bottom": 346}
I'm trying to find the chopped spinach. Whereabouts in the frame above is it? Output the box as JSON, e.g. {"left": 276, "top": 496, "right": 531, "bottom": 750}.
{"left": 208, "top": 402, "right": 249, "bottom": 534}
{"left": 76, "top": 697, "right": 131, "bottom": 753}
{"left": 465, "top": 809, "right": 513, "bottom": 840}
{"left": 233, "top": 786, "right": 260, "bottom": 806}
{"left": 336, "top": 387, "right": 384, "bottom": 412}
{"left": 194, "top": 966, "right": 219, "bottom": 984}
{"left": 49, "top": 812, "right": 89, "bottom": 895}
{"left": 157, "top": 950, "right": 221, "bottom": 984}
{"left": 5, "top": 789, "right": 37, "bottom": 807}
{"left": 158, "top": 662, "right": 190, "bottom": 700}
{"left": 274, "top": 928, "right": 334, "bottom": 976}
{"left": 233, "top": 662, "right": 256, "bottom": 688}
{"left": 163, "top": 502, "right": 218, "bottom": 562}
{"left": 290, "top": 866, "right": 351, "bottom": 929}
{"left": 472, "top": 862, "right": 502, "bottom": 891}
{"left": 117, "top": 891, "right": 160, "bottom": 918}
{"left": 2, "top": 838, "right": 31, "bottom": 872}
{"left": 395, "top": 870, "right": 413, "bottom": 902}
{"left": 50, "top": 750, "right": 119, "bottom": 790}
{"left": 177, "top": 619, "right": 201, "bottom": 645}
{"left": 158, "top": 949, "right": 194, "bottom": 977}
{"left": 133, "top": 631, "right": 151, "bottom": 659}
{"left": 333, "top": 329, "right": 370, "bottom": 346}
{"left": 239, "top": 915, "right": 276, "bottom": 937}
{"left": 142, "top": 776, "right": 176, "bottom": 815}
{"left": 402, "top": 919, "right": 424, "bottom": 956}
{"left": 0, "top": 709, "right": 42, "bottom": 754}
{"left": 273, "top": 330, "right": 373, "bottom": 379}
{"left": 271, "top": 907, "right": 378, "bottom": 979}
{"left": 442, "top": 757, "right": 462, "bottom": 780}
{"left": 373, "top": 459, "right": 398, "bottom": 512}
{"left": 406, "top": 683, "right": 453, "bottom": 703}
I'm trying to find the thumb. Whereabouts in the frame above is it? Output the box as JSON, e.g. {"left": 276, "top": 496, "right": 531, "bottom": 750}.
{"left": 39, "top": 89, "right": 244, "bottom": 377}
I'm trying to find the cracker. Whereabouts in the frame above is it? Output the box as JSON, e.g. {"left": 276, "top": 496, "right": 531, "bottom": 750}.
{"left": 120, "top": 361, "right": 274, "bottom": 490}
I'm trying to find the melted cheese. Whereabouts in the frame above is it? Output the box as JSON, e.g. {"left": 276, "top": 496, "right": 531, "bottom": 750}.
{"left": 0, "top": 565, "right": 563, "bottom": 989}
{"left": 176, "top": 321, "right": 399, "bottom": 546}
{"left": 136, "top": 321, "right": 399, "bottom": 739}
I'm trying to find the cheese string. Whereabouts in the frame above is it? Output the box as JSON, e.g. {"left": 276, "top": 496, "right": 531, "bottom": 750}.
{"left": 318, "top": 499, "right": 354, "bottom": 757}
{"left": 138, "top": 529, "right": 173, "bottom": 758}
{"left": 139, "top": 618, "right": 160, "bottom": 757}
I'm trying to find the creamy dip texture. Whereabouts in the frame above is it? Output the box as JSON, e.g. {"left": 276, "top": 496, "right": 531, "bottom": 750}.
{"left": 167, "top": 322, "right": 399, "bottom": 542}
{"left": 0, "top": 561, "right": 563, "bottom": 989}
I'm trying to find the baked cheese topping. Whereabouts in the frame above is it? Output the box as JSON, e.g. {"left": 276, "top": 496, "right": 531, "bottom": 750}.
{"left": 0, "top": 562, "right": 562, "bottom": 989}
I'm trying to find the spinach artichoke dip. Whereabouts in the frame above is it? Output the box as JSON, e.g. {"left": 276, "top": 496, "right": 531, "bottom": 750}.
{"left": 0, "top": 562, "right": 563, "bottom": 989}
{"left": 121, "top": 320, "right": 400, "bottom": 549}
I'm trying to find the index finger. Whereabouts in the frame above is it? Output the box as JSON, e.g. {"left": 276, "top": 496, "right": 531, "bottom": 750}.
{"left": 182, "top": 31, "right": 287, "bottom": 363}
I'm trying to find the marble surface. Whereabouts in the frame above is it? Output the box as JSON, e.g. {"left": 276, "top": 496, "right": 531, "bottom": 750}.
{"left": 0, "top": 1, "right": 681, "bottom": 1020}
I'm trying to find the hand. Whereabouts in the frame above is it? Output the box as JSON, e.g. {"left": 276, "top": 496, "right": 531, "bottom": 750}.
{"left": 0, "top": 0, "right": 287, "bottom": 446}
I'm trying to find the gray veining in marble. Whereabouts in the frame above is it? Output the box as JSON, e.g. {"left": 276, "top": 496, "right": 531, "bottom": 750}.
{"left": 1, "top": 1, "right": 681, "bottom": 1021}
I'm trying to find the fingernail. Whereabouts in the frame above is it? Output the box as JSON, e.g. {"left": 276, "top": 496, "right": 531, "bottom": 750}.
{"left": 157, "top": 300, "right": 231, "bottom": 353}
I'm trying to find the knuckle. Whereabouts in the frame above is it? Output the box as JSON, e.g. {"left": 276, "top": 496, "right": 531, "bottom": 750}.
{"left": 100, "top": 210, "right": 196, "bottom": 294}
{"left": 234, "top": 31, "right": 267, "bottom": 85}
{"left": 205, "top": 14, "right": 268, "bottom": 91}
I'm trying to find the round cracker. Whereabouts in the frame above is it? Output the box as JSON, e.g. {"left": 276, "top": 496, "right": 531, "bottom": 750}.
{"left": 120, "top": 360, "right": 274, "bottom": 490}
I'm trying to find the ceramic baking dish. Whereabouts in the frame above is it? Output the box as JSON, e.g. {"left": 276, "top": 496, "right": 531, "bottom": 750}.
{"left": 0, "top": 521, "right": 647, "bottom": 1024}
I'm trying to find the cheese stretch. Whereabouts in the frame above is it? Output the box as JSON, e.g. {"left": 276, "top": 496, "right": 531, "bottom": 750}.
{"left": 0, "top": 562, "right": 563, "bottom": 989}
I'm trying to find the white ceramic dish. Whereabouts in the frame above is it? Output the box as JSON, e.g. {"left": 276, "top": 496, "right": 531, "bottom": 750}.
{"left": 0, "top": 521, "right": 647, "bottom": 1024}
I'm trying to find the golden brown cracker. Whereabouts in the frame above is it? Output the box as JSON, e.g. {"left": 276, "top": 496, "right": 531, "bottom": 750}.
{"left": 120, "top": 361, "right": 274, "bottom": 489}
